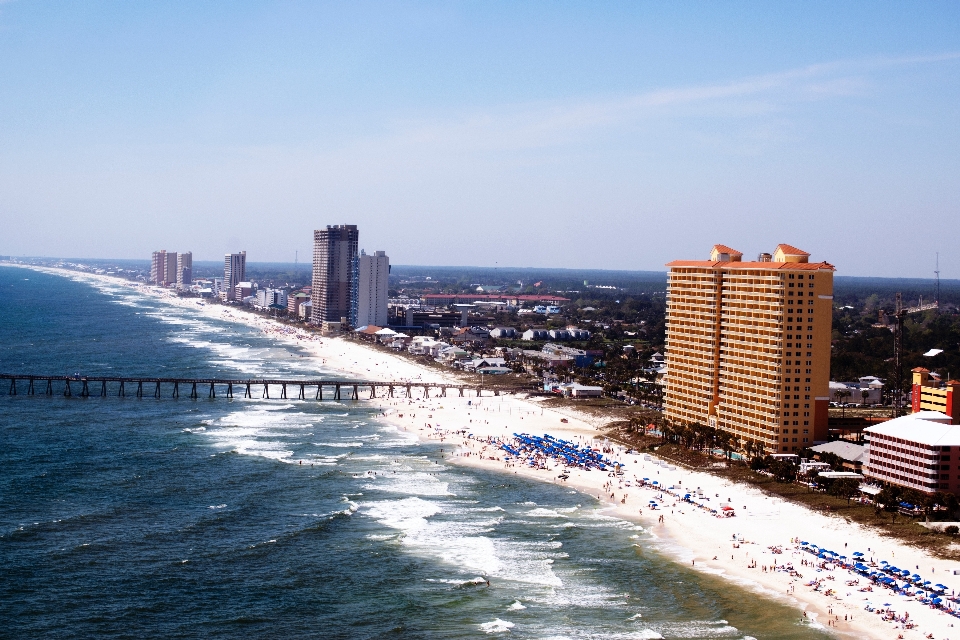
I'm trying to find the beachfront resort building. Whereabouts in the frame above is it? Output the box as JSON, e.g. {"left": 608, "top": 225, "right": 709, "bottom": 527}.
{"left": 311, "top": 225, "right": 359, "bottom": 326}
{"left": 150, "top": 249, "right": 193, "bottom": 289}
{"left": 176, "top": 252, "right": 192, "bottom": 289}
{"left": 663, "top": 244, "right": 835, "bottom": 454}
{"left": 912, "top": 368, "right": 960, "bottom": 424}
{"left": 150, "top": 250, "right": 178, "bottom": 286}
{"left": 863, "top": 411, "right": 959, "bottom": 494}
{"left": 222, "top": 251, "right": 246, "bottom": 302}
{"left": 355, "top": 250, "right": 390, "bottom": 328}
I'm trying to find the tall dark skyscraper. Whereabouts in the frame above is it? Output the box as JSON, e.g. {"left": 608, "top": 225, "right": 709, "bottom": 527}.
{"left": 311, "top": 225, "right": 359, "bottom": 325}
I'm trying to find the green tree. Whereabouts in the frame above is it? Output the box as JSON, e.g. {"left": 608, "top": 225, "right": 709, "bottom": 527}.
{"left": 829, "top": 477, "right": 860, "bottom": 505}
{"left": 876, "top": 486, "right": 902, "bottom": 524}
{"left": 770, "top": 459, "right": 798, "bottom": 483}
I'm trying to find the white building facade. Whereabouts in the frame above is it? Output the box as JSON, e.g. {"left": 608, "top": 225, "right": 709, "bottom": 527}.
{"left": 356, "top": 250, "right": 389, "bottom": 328}
{"left": 223, "top": 251, "right": 246, "bottom": 302}
{"left": 864, "top": 411, "right": 958, "bottom": 494}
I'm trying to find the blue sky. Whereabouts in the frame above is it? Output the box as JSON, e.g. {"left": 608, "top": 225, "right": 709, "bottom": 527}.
{"left": 1, "top": 2, "right": 958, "bottom": 277}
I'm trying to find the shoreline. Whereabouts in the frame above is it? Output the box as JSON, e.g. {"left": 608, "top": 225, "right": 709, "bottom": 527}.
{"left": 13, "top": 264, "right": 960, "bottom": 640}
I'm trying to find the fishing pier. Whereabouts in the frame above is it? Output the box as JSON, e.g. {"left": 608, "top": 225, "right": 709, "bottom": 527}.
{"left": 0, "top": 374, "right": 502, "bottom": 401}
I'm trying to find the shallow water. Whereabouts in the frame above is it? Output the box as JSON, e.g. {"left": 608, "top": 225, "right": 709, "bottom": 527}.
{"left": 0, "top": 266, "right": 830, "bottom": 639}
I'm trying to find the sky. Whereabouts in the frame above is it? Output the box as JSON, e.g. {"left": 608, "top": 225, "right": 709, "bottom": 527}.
{"left": 0, "top": 2, "right": 958, "bottom": 278}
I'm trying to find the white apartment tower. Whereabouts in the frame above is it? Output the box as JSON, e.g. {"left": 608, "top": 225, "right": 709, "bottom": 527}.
{"left": 222, "top": 251, "right": 246, "bottom": 302}
{"left": 176, "top": 252, "right": 192, "bottom": 289}
{"left": 357, "top": 250, "right": 390, "bottom": 327}
{"left": 151, "top": 250, "right": 177, "bottom": 286}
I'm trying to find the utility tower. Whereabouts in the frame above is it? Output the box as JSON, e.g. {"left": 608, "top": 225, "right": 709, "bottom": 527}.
{"left": 936, "top": 252, "right": 941, "bottom": 312}
{"left": 893, "top": 292, "right": 905, "bottom": 418}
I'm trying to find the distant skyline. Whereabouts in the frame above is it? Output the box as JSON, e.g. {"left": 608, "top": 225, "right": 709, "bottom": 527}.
{"left": 1, "top": 2, "right": 958, "bottom": 278}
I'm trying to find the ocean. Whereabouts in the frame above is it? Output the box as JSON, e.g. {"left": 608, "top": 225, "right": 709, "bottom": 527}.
{"left": 0, "top": 266, "right": 830, "bottom": 639}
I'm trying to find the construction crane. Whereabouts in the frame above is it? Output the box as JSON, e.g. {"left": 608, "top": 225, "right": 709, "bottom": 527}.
{"left": 891, "top": 278, "right": 942, "bottom": 417}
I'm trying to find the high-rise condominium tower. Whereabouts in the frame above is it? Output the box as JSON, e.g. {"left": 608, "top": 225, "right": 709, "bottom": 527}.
{"left": 311, "top": 225, "right": 359, "bottom": 325}
{"left": 356, "top": 250, "right": 390, "bottom": 327}
{"left": 150, "top": 250, "right": 177, "bottom": 286}
{"left": 222, "top": 251, "right": 246, "bottom": 302}
{"left": 176, "top": 252, "right": 192, "bottom": 289}
{"left": 663, "top": 244, "right": 834, "bottom": 454}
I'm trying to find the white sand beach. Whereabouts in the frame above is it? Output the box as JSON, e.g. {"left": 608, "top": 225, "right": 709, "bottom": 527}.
{"left": 19, "top": 264, "right": 960, "bottom": 640}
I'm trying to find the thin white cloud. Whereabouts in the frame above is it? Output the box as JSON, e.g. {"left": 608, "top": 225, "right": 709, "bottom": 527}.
{"left": 372, "top": 52, "right": 960, "bottom": 154}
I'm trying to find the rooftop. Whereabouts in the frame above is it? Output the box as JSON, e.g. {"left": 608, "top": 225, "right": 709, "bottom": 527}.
{"left": 810, "top": 440, "right": 867, "bottom": 463}
{"left": 774, "top": 244, "right": 810, "bottom": 256}
{"left": 666, "top": 260, "right": 835, "bottom": 271}
{"left": 864, "top": 411, "right": 958, "bottom": 446}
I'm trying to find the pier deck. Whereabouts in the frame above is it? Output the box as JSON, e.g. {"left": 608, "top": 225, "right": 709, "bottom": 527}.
{"left": 0, "top": 374, "right": 503, "bottom": 400}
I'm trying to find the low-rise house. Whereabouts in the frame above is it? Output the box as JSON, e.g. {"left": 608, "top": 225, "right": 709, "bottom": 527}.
{"left": 386, "top": 334, "right": 412, "bottom": 350}
{"left": 408, "top": 337, "right": 451, "bottom": 358}
{"left": 353, "top": 325, "right": 384, "bottom": 341}
{"left": 439, "top": 346, "right": 470, "bottom": 363}
{"left": 522, "top": 329, "right": 549, "bottom": 341}
{"left": 464, "top": 357, "right": 506, "bottom": 371}
{"left": 542, "top": 344, "right": 594, "bottom": 368}
{"left": 450, "top": 326, "right": 491, "bottom": 346}
{"left": 555, "top": 383, "right": 603, "bottom": 398}
{"left": 489, "top": 327, "right": 517, "bottom": 339}
{"left": 522, "top": 349, "right": 575, "bottom": 369}
{"left": 476, "top": 365, "right": 512, "bottom": 375}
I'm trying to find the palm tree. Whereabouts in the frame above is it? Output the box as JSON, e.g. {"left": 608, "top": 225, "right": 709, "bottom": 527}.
{"left": 834, "top": 388, "right": 853, "bottom": 418}
{"left": 861, "top": 388, "right": 870, "bottom": 406}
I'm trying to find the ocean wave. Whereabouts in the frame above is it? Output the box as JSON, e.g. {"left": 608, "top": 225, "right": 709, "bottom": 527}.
{"left": 479, "top": 619, "right": 514, "bottom": 633}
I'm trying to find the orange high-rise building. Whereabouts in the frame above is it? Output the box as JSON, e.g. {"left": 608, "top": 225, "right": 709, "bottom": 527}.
{"left": 663, "top": 244, "right": 835, "bottom": 453}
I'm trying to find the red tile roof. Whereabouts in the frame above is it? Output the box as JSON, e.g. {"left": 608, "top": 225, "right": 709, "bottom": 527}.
{"left": 712, "top": 244, "right": 743, "bottom": 255}
{"left": 666, "top": 260, "right": 835, "bottom": 271}
{"left": 775, "top": 244, "right": 810, "bottom": 256}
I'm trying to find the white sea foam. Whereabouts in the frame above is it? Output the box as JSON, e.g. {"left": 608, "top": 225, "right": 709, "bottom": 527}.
{"left": 313, "top": 442, "right": 363, "bottom": 448}
{"left": 364, "top": 497, "right": 562, "bottom": 585}
{"left": 365, "top": 497, "right": 442, "bottom": 533}
{"left": 507, "top": 600, "right": 526, "bottom": 610}
{"left": 363, "top": 471, "right": 452, "bottom": 496}
{"left": 527, "top": 508, "right": 565, "bottom": 518}
{"left": 208, "top": 504, "right": 227, "bottom": 509}
{"left": 478, "top": 619, "right": 514, "bottom": 633}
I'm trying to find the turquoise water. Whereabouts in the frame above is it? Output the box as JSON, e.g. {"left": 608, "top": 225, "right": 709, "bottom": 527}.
{"left": 0, "top": 266, "right": 830, "bottom": 639}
